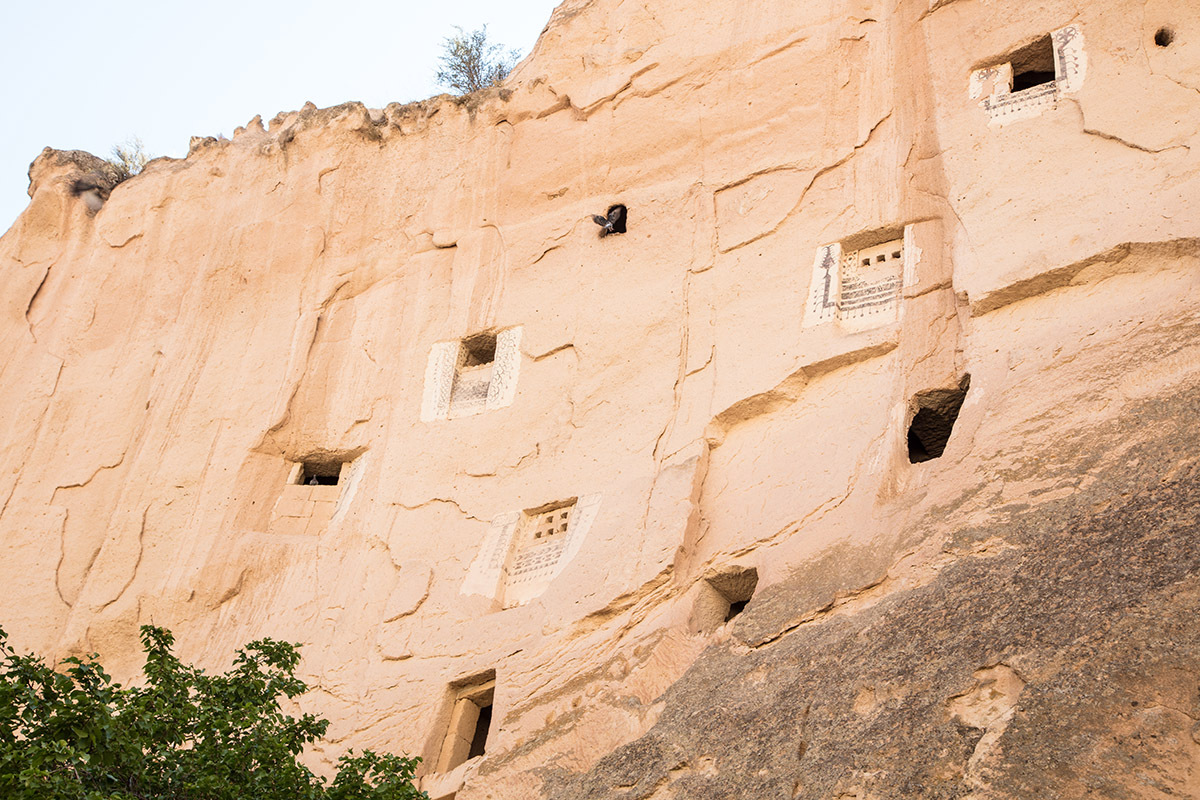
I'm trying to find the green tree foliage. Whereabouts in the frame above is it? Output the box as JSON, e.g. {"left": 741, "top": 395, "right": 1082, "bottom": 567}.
{"left": 436, "top": 25, "right": 521, "bottom": 94}
{"left": 0, "top": 625, "right": 426, "bottom": 800}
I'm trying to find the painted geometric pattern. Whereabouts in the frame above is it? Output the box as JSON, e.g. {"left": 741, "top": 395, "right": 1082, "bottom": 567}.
{"left": 804, "top": 237, "right": 904, "bottom": 330}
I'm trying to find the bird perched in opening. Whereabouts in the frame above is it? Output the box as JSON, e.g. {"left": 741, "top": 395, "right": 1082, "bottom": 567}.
{"left": 591, "top": 206, "right": 625, "bottom": 237}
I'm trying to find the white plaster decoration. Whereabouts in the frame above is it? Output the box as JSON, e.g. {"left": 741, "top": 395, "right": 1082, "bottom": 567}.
{"left": 553, "top": 493, "right": 601, "bottom": 583}
{"left": 972, "top": 25, "right": 1087, "bottom": 125}
{"left": 485, "top": 326, "right": 523, "bottom": 411}
{"left": 902, "top": 223, "right": 921, "bottom": 290}
{"left": 421, "top": 341, "right": 459, "bottom": 422}
{"left": 461, "top": 512, "right": 521, "bottom": 599}
{"left": 1056, "top": 25, "right": 1087, "bottom": 93}
{"left": 838, "top": 237, "right": 904, "bottom": 328}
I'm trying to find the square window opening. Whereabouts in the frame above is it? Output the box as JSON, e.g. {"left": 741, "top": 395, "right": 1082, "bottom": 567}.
{"left": 1009, "top": 35, "right": 1056, "bottom": 91}
{"left": 908, "top": 375, "right": 971, "bottom": 463}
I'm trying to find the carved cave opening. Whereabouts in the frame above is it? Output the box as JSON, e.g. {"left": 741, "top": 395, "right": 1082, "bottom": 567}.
{"left": 437, "top": 674, "right": 496, "bottom": 773}
{"left": 298, "top": 460, "right": 343, "bottom": 486}
{"left": 1009, "top": 34, "right": 1057, "bottom": 91}
{"left": 1155, "top": 27, "right": 1175, "bottom": 47}
{"left": 726, "top": 599, "right": 749, "bottom": 622}
{"left": 907, "top": 375, "right": 971, "bottom": 464}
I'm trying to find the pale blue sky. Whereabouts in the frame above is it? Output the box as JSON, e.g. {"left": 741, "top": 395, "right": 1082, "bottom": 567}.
{"left": 0, "top": 0, "right": 560, "bottom": 231}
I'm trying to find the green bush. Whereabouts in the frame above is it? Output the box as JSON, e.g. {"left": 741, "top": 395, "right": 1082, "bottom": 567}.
{"left": 0, "top": 625, "right": 426, "bottom": 800}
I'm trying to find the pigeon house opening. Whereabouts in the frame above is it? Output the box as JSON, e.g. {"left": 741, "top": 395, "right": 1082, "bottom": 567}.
{"left": 1009, "top": 35, "right": 1057, "bottom": 92}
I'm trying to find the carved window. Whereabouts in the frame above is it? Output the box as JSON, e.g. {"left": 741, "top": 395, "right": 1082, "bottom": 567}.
{"left": 690, "top": 567, "right": 759, "bottom": 634}
{"left": 501, "top": 500, "right": 577, "bottom": 609}
{"left": 296, "top": 460, "right": 343, "bottom": 486}
{"left": 804, "top": 228, "right": 907, "bottom": 331}
{"left": 969, "top": 25, "right": 1087, "bottom": 124}
{"left": 269, "top": 456, "right": 358, "bottom": 536}
{"left": 460, "top": 494, "right": 604, "bottom": 608}
{"left": 421, "top": 327, "right": 523, "bottom": 422}
{"left": 449, "top": 332, "right": 498, "bottom": 416}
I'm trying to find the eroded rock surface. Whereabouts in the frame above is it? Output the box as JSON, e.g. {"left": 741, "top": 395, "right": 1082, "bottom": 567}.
{"left": 1, "top": 0, "right": 1198, "bottom": 797}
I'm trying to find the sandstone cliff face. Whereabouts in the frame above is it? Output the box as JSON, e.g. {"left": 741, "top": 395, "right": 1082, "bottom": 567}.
{"left": 2, "top": 0, "right": 1199, "bottom": 797}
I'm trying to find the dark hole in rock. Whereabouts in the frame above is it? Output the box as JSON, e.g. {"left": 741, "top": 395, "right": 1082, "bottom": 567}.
{"left": 1155, "top": 27, "right": 1175, "bottom": 47}
{"left": 908, "top": 375, "right": 971, "bottom": 463}
{"left": 468, "top": 702, "right": 492, "bottom": 759}
{"left": 725, "top": 600, "right": 749, "bottom": 622}
{"left": 462, "top": 332, "right": 497, "bottom": 367}
{"left": 300, "top": 462, "right": 342, "bottom": 485}
{"left": 1009, "top": 34, "right": 1056, "bottom": 91}
{"left": 607, "top": 204, "right": 627, "bottom": 235}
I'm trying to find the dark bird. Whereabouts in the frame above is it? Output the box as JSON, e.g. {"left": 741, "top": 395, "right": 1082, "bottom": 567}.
{"left": 591, "top": 205, "right": 626, "bottom": 237}
{"left": 308, "top": 475, "right": 319, "bottom": 486}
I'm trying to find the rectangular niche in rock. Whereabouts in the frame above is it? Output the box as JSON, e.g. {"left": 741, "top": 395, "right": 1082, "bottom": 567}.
{"left": 969, "top": 25, "right": 1086, "bottom": 125}
{"left": 804, "top": 226, "right": 908, "bottom": 332}
{"left": 421, "top": 327, "right": 523, "bottom": 422}
{"left": 459, "top": 494, "right": 604, "bottom": 608}
{"left": 435, "top": 673, "right": 496, "bottom": 773}
{"left": 267, "top": 455, "right": 358, "bottom": 536}
{"left": 908, "top": 375, "right": 971, "bottom": 463}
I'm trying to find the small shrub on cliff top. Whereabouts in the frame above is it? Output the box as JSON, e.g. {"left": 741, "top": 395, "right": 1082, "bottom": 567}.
{"left": 0, "top": 625, "right": 425, "bottom": 800}
{"left": 107, "top": 137, "right": 151, "bottom": 183}
{"left": 436, "top": 25, "right": 521, "bottom": 94}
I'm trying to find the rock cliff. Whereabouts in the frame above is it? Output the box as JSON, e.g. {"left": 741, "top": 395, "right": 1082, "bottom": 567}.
{"left": 2, "top": 0, "right": 1199, "bottom": 797}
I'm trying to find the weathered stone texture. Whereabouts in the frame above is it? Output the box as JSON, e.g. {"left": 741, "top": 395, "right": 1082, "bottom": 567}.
{"left": 1, "top": 0, "right": 1198, "bottom": 797}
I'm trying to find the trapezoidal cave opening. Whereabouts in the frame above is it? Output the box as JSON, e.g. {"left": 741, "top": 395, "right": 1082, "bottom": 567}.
{"left": 691, "top": 567, "right": 759, "bottom": 634}
{"left": 908, "top": 375, "right": 971, "bottom": 464}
